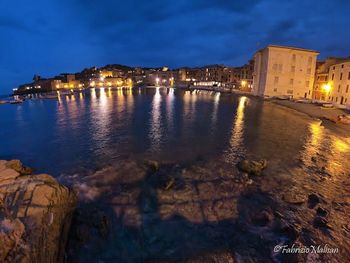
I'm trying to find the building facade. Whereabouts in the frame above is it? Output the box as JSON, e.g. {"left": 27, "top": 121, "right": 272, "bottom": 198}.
{"left": 327, "top": 60, "right": 350, "bottom": 106}
{"left": 253, "top": 45, "right": 319, "bottom": 98}
{"left": 312, "top": 57, "right": 347, "bottom": 101}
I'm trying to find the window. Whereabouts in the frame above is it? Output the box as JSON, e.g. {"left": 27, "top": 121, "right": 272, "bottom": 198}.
{"left": 333, "top": 66, "right": 335, "bottom": 70}
{"left": 307, "top": 68, "right": 311, "bottom": 74}
{"left": 290, "top": 79, "right": 294, "bottom": 85}
{"left": 273, "top": 64, "right": 278, "bottom": 71}
{"left": 274, "top": 76, "right": 279, "bottom": 84}
{"left": 291, "top": 66, "right": 295, "bottom": 72}
{"left": 340, "top": 73, "right": 343, "bottom": 80}
{"left": 342, "top": 64, "right": 344, "bottom": 68}
{"left": 292, "top": 54, "right": 296, "bottom": 61}
{"left": 273, "top": 88, "right": 278, "bottom": 92}
{"left": 278, "top": 64, "right": 283, "bottom": 72}
{"left": 332, "top": 74, "right": 334, "bottom": 80}
{"left": 346, "top": 85, "right": 349, "bottom": 93}
{"left": 308, "top": 57, "right": 312, "bottom": 65}
{"left": 287, "top": 90, "right": 293, "bottom": 94}
{"left": 336, "top": 97, "right": 338, "bottom": 102}
{"left": 338, "top": 85, "right": 341, "bottom": 92}
{"left": 348, "top": 72, "right": 350, "bottom": 80}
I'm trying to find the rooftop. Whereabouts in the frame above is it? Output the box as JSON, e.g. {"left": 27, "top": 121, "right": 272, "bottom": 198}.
{"left": 257, "top": 44, "right": 319, "bottom": 54}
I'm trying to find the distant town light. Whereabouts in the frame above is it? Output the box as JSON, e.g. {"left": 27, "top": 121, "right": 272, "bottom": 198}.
{"left": 241, "top": 80, "right": 247, "bottom": 86}
{"left": 13, "top": 88, "right": 18, "bottom": 91}
{"left": 90, "top": 81, "right": 96, "bottom": 87}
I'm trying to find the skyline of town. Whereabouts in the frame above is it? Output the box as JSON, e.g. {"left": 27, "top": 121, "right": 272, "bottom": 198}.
{"left": 1, "top": 0, "right": 350, "bottom": 93}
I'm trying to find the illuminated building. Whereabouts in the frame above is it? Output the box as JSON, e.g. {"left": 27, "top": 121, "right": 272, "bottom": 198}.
{"left": 312, "top": 57, "right": 348, "bottom": 101}
{"left": 253, "top": 45, "right": 319, "bottom": 98}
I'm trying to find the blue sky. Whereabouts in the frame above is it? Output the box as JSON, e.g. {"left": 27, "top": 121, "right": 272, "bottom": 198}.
{"left": 1, "top": 0, "right": 350, "bottom": 93}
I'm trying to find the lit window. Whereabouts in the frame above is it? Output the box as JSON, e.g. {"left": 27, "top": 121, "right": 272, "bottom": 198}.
{"left": 340, "top": 73, "right": 343, "bottom": 80}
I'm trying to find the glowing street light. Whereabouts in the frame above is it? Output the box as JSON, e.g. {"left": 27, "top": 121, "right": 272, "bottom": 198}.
{"left": 322, "top": 84, "right": 331, "bottom": 92}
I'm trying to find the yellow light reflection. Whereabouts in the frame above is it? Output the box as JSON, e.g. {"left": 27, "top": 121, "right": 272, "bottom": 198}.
{"left": 333, "top": 138, "right": 349, "bottom": 153}
{"left": 149, "top": 87, "right": 162, "bottom": 151}
{"left": 226, "top": 96, "right": 247, "bottom": 161}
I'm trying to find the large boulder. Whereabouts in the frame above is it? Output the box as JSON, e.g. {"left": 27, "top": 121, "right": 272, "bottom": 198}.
{"left": 0, "top": 160, "right": 76, "bottom": 263}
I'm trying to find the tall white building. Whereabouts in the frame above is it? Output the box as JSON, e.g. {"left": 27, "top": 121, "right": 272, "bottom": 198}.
{"left": 252, "top": 45, "right": 319, "bottom": 98}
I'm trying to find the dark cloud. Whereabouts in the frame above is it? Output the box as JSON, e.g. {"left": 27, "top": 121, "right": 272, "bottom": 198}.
{"left": 0, "top": 0, "right": 350, "bottom": 93}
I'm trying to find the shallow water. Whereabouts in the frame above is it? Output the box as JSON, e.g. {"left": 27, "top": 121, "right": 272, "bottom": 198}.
{"left": 1, "top": 87, "right": 350, "bottom": 262}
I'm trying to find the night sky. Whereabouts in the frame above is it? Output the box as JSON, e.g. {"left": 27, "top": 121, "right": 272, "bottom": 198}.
{"left": 1, "top": 0, "right": 350, "bottom": 93}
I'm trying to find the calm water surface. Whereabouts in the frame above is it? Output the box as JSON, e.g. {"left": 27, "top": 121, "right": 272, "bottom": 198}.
{"left": 1, "top": 87, "right": 349, "bottom": 176}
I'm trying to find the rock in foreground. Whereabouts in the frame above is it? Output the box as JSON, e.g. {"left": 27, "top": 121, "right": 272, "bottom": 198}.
{"left": 0, "top": 160, "right": 76, "bottom": 263}
{"left": 237, "top": 159, "right": 267, "bottom": 176}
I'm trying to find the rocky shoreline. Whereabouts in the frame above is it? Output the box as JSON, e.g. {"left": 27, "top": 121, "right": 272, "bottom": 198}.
{"left": 0, "top": 160, "right": 76, "bottom": 263}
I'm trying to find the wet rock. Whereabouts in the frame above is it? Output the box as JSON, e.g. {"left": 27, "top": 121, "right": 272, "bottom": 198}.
{"left": 92, "top": 211, "right": 110, "bottom": 238}
{"left": 308, "top": 193, "right": 320, "bottom": 208}
{"left": 4, "top": 159, "right": 34, "bottom": 175}
{"left": 252, "top": 210, "right": 273, "bottom": 226}
{"left": 75, "top": 224, "right": 90, "bottom": 242}
{"left": 237, "top": 159, "right": 267, "bottom": 176}
{"left": 276, "top": 221, "right": 300, "bottom": 241}
{"left": 316, "top": 207, "right": 328, "bottom": 217}
{"left": 282, "top": 192, "right": 306, "bottom": 205}
{"left": 313, "top": 216, "right": 331, "bottom": 229}
{"left": 163, "top": 177, "right": 175, "bottom": 191}
{"left": 183, "top": 251, "right": 234, "bottom": 263}
{"left": 143, "top": 160, "right": 159, "bottom": 172}
{"left": 0, "top": 159, "right": 76, "bottom": 263}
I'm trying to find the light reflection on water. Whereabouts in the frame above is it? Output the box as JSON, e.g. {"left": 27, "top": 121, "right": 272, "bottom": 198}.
{"left": 149, "top": 87, "right": 162, "bottom": 152}
{"left": 0, "top": 87, "right": 349, "bottom": 178}
{"left": 225, "top": 96, "right": 247, "bottom": 162}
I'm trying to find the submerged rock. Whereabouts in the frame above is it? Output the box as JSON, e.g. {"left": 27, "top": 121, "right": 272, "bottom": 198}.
{"left": 0, "top": 159, "right": 76, "bottom": 263}
{"left": 237, "top": 159, "right": 267, "bottom": 176}
{"left": 316, "top": 207, "right": 328, "bottom": 217}
{"left": 308, "top": 193, "right": 320, "bottom": 209}
{"left": 143, "top": 160, "right": 160, "bottom": 172}
{"left": 313, "top": 216, "right": 332, "bottom": 230}
{"left": 252, "top": 210, "right": 273, "bottom": 226}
